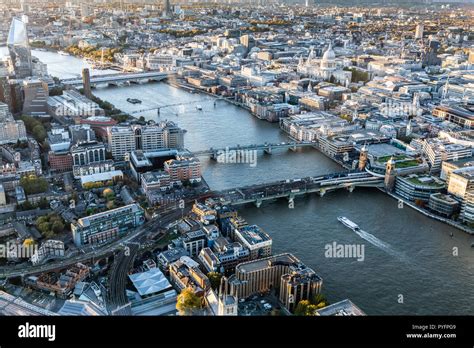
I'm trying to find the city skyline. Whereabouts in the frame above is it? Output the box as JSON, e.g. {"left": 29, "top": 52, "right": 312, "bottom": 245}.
{"left": 0, "top": 1, "right": 472, "bottom": 345}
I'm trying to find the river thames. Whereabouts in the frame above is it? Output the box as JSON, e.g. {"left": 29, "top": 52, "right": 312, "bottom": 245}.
{"left": 19, "top": 49, "right": 474, "bottom": 315}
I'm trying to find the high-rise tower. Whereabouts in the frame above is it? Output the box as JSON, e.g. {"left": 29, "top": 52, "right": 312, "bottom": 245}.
{"left": 7, "top": 18, "right": 32, "bottom": 79}
{"left": 164, "top": 0, "right": 171, "bottom": 16}
{"left": 82, "top": 68, "right": 92, "bottom": 99}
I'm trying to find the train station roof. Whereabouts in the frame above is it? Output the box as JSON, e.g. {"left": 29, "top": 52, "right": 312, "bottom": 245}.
{"left": 128, "top": 268, "right": 172, "bottom": 297}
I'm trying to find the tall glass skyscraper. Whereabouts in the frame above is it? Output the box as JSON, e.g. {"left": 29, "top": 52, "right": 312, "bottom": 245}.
{"left": 7, "top": 17, "right": 32, "bottom": 79}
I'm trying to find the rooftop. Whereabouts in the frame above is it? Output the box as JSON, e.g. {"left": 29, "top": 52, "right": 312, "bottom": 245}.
{"left": 236, "top": 224, "right": 271, "bottom": 246}
{"left": 402, "top": 174, "right": 445, "bottom": 188}
{"left": 316, "top": 299, "right": 366, "bottom": 316}
{"left": 128, "top": 267, "right": 172, "bottom": 297}
{"left": 236, "top": 253, "right": 300, "bottom": 274}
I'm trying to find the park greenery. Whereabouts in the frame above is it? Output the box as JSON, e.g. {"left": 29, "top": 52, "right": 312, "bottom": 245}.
{"left": 157, "top": 28, "right": 207, "bottom": 38}
{"left": 176, "top": 288, "right": 202, "bottom": 316}
{"left": 207, "top": 272, "right": 222, "bottom": 290}
{"left": 65, "top": 45, "right": 121, "bottom": 63}
{"left": 249, "top": 19, "right": 291, "bottom": 26}
{"left": 19, "top": 115, "right": 48, "bottom": 144}
{"left": 294, "top": 294, "right": 329, "bottom": 316}
{"left": 82, "top": 180, "right": 114, "bottom": 190}
{"left": 19, "top": 175, "right": 49, "bottom": 195}
{"left": 35, "top": 213, "right": 65, "bottom": 239}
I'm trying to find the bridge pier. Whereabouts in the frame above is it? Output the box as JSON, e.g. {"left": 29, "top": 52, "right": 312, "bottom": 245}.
{"left": 255, "top": 199, "right": 262, "bottom": 208}
{"left": 347, "top": 185, "right": 355, "bottom": 193}
{"left": 263, "top": 146, "right": 272, "bottom": 155}
{"left": 210, "top": 152, "right": 218, "bottom": 161}
{"left": 319, "top": 188, "right": 326, "bottom": 197}
{"left": 289, "top": 145, "right": 297, "bottom": 152}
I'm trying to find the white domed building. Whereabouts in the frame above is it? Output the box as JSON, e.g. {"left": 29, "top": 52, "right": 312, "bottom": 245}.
{"left": 320, "top": 42, "right": 337, "bottom": 79}
{"left": 298, "top": 43, "right": 352, "bottom": 85}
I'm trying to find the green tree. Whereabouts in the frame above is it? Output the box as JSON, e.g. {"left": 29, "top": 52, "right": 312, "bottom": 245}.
{"left": 312, "top": 293, "right": 328, "bottom": 307}
{"left": 294, "top": 294, "right": 329, "bottom": 315}
{"left": 37, "top": 222, "right": 51, "bottom": 234}
{"left": 294, "top": 300, "right": 311, "bottom": 316}
{"left": 32, "top": 124, "right": 47, "bottom": 142}
{"left": 35, "top": 213, "right": 66, "bottom": 238}
{"left": 207, "top": 272, "right": 222, "bottom": 290}
{"left": 51, "top": 220, "right": 65, "bottom": 234}
{"left": 38, "top": 197, "right": 49, "bottom": 209}
{"left": 19, "top": 175, "right": 48, "bottom": 194}
{"left": 20, "top": 115, "right": 47, "bottom": 143}
{"left": 176, "top": 288, "right": 202, "bottom": 316}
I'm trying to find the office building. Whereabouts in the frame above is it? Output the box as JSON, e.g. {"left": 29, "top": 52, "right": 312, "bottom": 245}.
{"left": 447, "top": 166, "right": 474, "bottom": 224}
{"left": 233, "top": 224, "right": 272, "bottom": 260}
{"left": 107, "top": 126, "right": 137, "bottom": 159}
{"left": 191, "top": 202, "right": 217, "bottom": 225}
{"left": 171, "top": 229, "right": 207, "bottom": 257}
{"left": 227, "top": 253, "right": 318, "bottom": 300}
{"left": 440, "top": 157, "right": 474, "bottom": 182}
{"left": 0, "top": 102, "right": 10, "bottom": 122}
{"left": 0, "top": 78, "right": 23, "bottom": 114}
{"left": 71, "top": 203, "right": 145, "bottom": 246}
{"left": 22, "top": 78, "right": 48, "bottom": 116}
{"left": 157, "top": 247, "right": 189, "bottom": 269}
{"left": 48, "top": 90, "right": 103, "bottom": 119}
{"left": 432, "top": 105, "right": 474, "bottom": 129}
{"left": 147, "top": 54, "right": 174, "bottom": 70}
{"left": 198, "top": 242, "right": 250, "bottom": 274}
{"left": 71, "top": 141, "right": 106, "bottom": 166}
{"left": 107, "top": 122, "right": 185, "bottom": 160}
{"left": 73, "top": 160, "right": 116, "bottom": 179}
{"left": 47, "top": 127, "right": 71, "bottom": 152}
{"left": 69, "top": 124, "right": 97, "bottom": 144}
{"left": 141, "top": 170, "right": 171, "bottom": 192}
{"left": 428, "top": 193, "right": 459, "bottom": 217}
{"left": 169, "top": 256, "right": 210, "bottom": 296}
{"left": 164, "top": 121, "right": 186, "bottom": 149}
{"left": 315, "top": 299, "right": 366, "bottom": 316}
{"left": 164, "top": 156, "right": 201, "bottom": 183}
{"left": 395, "top": 174, "right": 445, "bottom": 203}
{"left": 0, "top": 103, "right": 26, "bottom": 144}
{"left": 279, "top": 267, "right": 323, "bottom": 312}
{"left": 421, "top": 138, "right": 472, "bottom": 172}
{"left": 0, "top": 119, "right": 27, "bottom": 144}
{"left": 48, "top": 150, "right": 73, "bottom": 173}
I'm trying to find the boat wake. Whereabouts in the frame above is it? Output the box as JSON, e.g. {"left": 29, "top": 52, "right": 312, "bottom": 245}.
{"left": 352, "top": 228, "right": 409, "bottom": 262}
